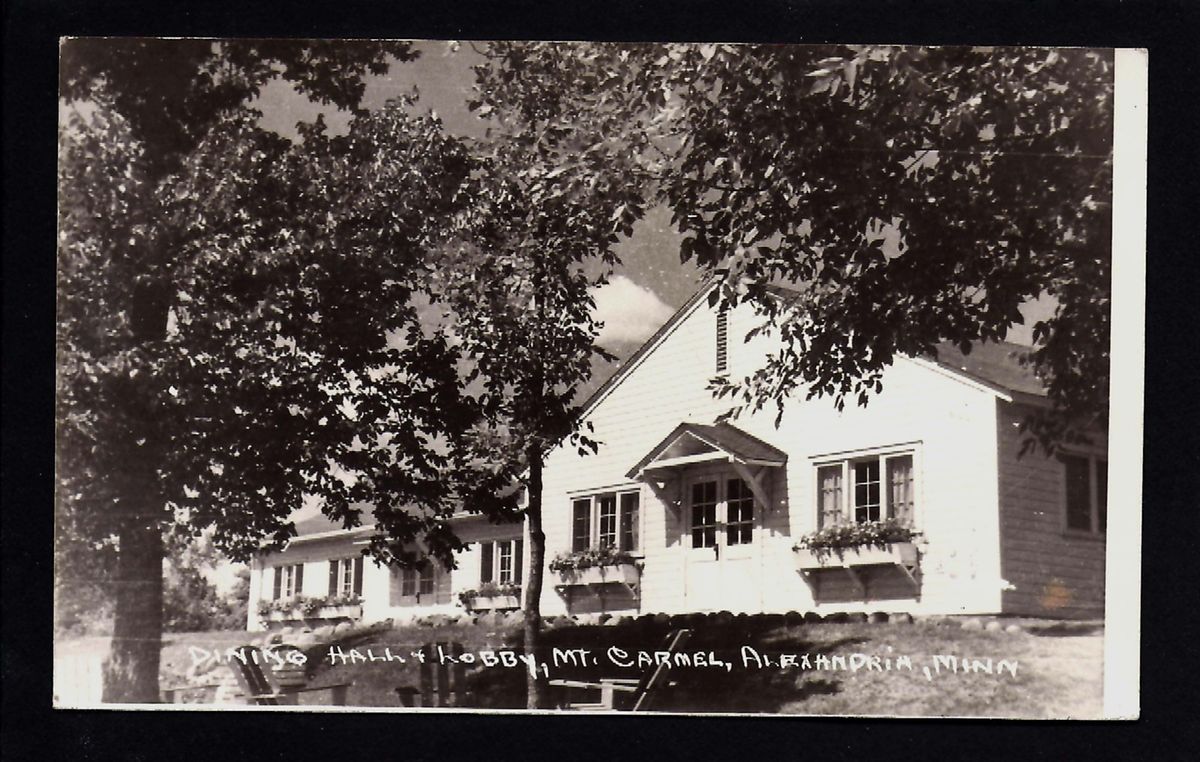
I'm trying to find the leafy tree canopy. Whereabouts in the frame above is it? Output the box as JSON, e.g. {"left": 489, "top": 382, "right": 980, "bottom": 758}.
{"left": 473, "top": 43, "right": 1113, "bottom": 450}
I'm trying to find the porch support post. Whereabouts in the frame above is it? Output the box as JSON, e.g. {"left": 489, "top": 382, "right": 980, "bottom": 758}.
{"left": 731, "top": 461, "right": 773, "bottom": 511}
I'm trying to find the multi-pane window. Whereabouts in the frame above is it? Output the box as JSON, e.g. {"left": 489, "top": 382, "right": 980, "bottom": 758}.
{"left": 328, "top": 557, "right": 363, "bottom": 598}
{"left": 689, "top": 478, "right": 755, "bottom": 547}
{"left": 815, "top": 450, "right": 917, "bottom": 527}
{"left": 570, "top": 490, "right": 641, "bottom": 552}
{"left": 272, "top": 563, "right": 303, "bottom": 600}
{"left": 479, "top": 539, "right": 523, "bottom": 585}
{"left": 1061, "top": 453, "right": 1108, "bottom": 535}
{"left": 399, "top": 565, "right": 435, "bottom": 597}
{"left": 690, "top": 481, "right": 719, "bottom": 548}
{"left": 853, "top": 460, "right": 882, "bottom": 523}
{"left": 598, "top": 495, "right": 618, "bottom": 549}
{"left": 726, "top": 478, "right": 754, "bottom": 545}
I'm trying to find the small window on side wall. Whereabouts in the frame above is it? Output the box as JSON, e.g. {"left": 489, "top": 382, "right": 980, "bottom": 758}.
{"left": 1061, "top": 453, "right": 1107, "bottom": 535}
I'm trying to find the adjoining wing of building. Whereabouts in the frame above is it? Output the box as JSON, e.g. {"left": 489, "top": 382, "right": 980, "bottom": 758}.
{"left": 248, "top": 280, "right": 1107, "bottom": 631}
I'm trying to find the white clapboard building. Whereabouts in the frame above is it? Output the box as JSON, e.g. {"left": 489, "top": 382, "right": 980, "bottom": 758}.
{"left": 248, "top": 281, "right": 1107, "bottom": 631}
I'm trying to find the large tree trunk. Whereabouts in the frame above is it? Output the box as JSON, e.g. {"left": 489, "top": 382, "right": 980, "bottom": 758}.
{"left": 523, "top": 445, "right": 548, "bottom": 709}
{"left": 102, "top": 514, "right": 163, "bottom": 702}
{"left": 102, "top": 280, "right": 168, "bottom": 703}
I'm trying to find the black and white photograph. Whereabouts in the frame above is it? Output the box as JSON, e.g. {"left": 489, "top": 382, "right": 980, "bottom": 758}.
{"left": 51, "top": 38, "right": 1144, "bottom": 718}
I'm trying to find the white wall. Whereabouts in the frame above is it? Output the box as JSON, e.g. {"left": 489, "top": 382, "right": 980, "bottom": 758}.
{"left": 538, "top": 290, "right": 1005, "bottom": 617}
{"left": 246, "top": 519, "right": 524, "bottom": 631}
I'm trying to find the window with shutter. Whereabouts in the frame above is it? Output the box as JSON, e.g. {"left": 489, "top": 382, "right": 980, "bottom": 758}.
{"left": 497, "top": 541, "right": 514, "bottom": 584}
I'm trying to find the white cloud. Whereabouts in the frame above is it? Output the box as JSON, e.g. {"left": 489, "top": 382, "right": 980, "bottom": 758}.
{"left": 591, "top": 276, "right": 675, "bottom": 349}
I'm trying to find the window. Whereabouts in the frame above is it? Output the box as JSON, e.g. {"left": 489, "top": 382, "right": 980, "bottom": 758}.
{"left": 815, "top": 450, "right": 917, "bottom": 527}
{"left": 726, "top": 478, "right": 754, "bottom": 545}
{"left": 572, "top": 499, "right": 591, "bottom": 552}
{"left": 688, "top": 478, "right": 755, "bottom": 547}
{"left": 1061, "top": 453, "right": 1107, "bottom": 535}
{"left": 479, "top": 539, "right": 524, "bottom": 585}
{"left": 853, "top": 459, "right": 882, "bottom": 522}
{"left": 399, "top": 565, "right": 435, "bottom": 597}
{"left": 715, "top": 306, "right": 729, "bottom": 373}
{"left": 272, "top": 563, "right": 303, "bottom": 600}
{"left": 620, "top": 492, "right": 640, "bottom": 553}
{"left": 690, "top": 481, "right": 718, "bottom": 548}
{"left": 571, "top": 489, "right": 641, "bottom": 552}
{"left": 328, "top": 557, "right": 363, "bottom": 598}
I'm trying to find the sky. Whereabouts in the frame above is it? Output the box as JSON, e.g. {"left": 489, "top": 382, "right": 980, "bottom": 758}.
{"left": 253, "top": 42, "right": 703, "bottom": 360}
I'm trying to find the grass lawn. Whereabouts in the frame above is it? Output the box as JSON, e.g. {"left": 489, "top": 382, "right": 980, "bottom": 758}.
{"left": 303, "top": 615, "right": 1103, "bottom": 717}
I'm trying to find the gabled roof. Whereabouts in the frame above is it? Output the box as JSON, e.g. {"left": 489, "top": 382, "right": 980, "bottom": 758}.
{"left": 924, "top": 340, "right": 1046, "bottom": 398}
{"left": 626, "top": 422, "right": 788, "bottom": 480}
{"left": 578, "top": 278, "right": 717, "bottom": 418}
{"left": 287, "top": 514, "right": 374, "bottom": 545}
{"left": 582, "top": 279, "right": 1047, "bottom": 421}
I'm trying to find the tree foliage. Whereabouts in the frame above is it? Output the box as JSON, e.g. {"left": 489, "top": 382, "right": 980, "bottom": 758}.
{"left": 477, "top": 43, "right": 1113, "bottom": 450}
{"left": 56, "top": 38, "right": 456, "bottom": 701}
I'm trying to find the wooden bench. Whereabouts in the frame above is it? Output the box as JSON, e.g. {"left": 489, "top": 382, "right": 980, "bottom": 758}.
{"left": 550, "top": 628, "right": 692, "bottom": 711}
{"left": 229, "top": 645, "right": 352, "bottom": 706}
{"left": 395, "top": 642, "right": 473, "bottom": 708}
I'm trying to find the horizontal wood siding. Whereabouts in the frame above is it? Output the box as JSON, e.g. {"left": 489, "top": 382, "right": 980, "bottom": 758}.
{"left": 539, "top": 293, "right": 1006, "bottom": 617}
{"left": 996, "top": 403, "right": 1106, "bottom": 618}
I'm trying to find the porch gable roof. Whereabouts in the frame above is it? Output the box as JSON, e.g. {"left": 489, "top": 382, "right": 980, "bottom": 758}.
{"left": 625, "top": 422, "right": 788, "bottom": 480}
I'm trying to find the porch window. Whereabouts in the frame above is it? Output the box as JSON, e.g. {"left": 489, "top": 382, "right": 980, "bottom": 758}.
{"left": 690, "top": 481, "right": 718, "bottom": 548}
{"left": 814, "top": 449, "right": 918, "bottom": 527}
{"left": 327, "top": 556, "right": 363, "bottom": 598}
{"left": 726, "top": 478, "right": 754, "bottom": 545}
{"left": 570, "top": 489, "right": 641, "bottom": 552}
{"left": 272, "top": 563, "right": 303, "bottom": 600}
{"left": 1061, "top": 453, "right": 1107, "bottom": 535}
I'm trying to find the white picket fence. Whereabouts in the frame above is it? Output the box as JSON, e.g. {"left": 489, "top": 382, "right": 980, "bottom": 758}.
{"left": 54, "top": 653, "right": 105, "bottom": 706}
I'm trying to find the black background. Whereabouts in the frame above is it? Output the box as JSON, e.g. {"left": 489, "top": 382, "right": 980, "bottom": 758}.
{"left": 5, "top": 1, "right": 1198, "bottom": 759}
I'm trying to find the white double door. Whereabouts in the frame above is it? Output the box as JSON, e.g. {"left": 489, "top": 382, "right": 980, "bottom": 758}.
{"left": 682, "top": 470, "right": 763, "bottom": 613}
